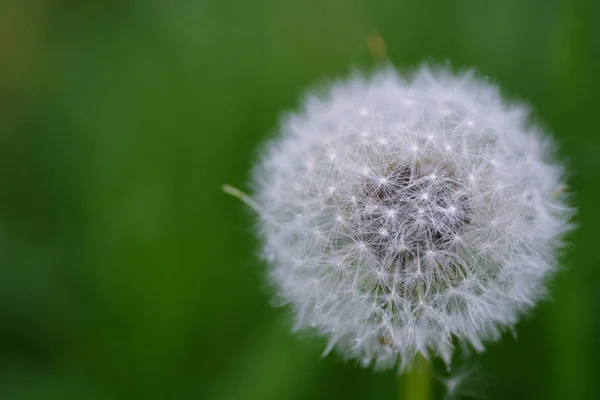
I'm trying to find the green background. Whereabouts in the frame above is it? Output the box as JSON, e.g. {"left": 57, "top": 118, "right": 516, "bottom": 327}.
{"left": 0, "top": 0, "right": 597, "bottom": 399}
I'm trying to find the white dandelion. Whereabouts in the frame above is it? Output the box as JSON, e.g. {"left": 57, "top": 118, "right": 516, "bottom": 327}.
{"left": 229, "top": 65, "right": 573, "bottom": 372}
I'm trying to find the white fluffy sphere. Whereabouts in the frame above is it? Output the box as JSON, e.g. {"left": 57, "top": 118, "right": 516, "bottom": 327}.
{"left": 251, "top": 66, "right": 572, "bottom": 371}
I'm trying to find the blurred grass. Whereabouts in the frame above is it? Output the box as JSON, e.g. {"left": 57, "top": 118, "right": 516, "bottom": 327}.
{"left": 0, "top": 0, "right": 598, "bottom": 399}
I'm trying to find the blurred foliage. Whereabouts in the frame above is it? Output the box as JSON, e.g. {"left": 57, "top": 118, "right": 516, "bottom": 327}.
{"left": 0, "top": 0, "right": 598, "bottom": 399}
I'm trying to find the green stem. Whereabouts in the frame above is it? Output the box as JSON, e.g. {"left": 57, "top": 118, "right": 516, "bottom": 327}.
{"left": 400, "top": 354, "right": 430, "bottom": 400}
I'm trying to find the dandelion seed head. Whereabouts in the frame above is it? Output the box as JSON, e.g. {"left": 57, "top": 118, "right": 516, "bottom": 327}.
{"left": 251, "top": 66, "right": 573, "bottom": 371}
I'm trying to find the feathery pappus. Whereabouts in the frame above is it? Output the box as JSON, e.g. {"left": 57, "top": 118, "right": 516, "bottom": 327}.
{"left": 234, "top": 66, "right": 573, "bottom": 371}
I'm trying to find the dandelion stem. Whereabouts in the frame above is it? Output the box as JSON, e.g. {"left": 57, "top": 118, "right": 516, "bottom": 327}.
{"left": 401, "top": 354, "right": 430, "bottom": 400}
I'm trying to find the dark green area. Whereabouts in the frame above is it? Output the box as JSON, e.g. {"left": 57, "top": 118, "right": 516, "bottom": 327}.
{"left": 0, "top": 0, "right": 597, "bottom": 399}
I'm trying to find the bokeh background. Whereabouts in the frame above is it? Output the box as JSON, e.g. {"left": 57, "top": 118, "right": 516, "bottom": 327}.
{"left": 0, "top": 0, "right": 598, "bottom": 399}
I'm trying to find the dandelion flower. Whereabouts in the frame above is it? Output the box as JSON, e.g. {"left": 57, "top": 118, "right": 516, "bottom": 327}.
{"left": 246, "top": 66, "right": 572, "bottom": 371}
